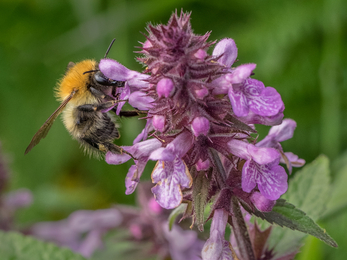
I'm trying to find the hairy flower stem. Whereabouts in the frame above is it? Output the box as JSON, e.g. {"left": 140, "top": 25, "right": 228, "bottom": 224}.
{"left": 208, "top": 148, "right": 255, "bottom": 259}
{"left": 231, "top": 196, "right": 255, "bottom": 260}
{"left": 208, "top": 148, "right": 227, "bottom": 189}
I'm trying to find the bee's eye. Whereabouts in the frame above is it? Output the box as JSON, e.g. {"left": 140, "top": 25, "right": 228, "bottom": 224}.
{"left": 94, "top": 71, "right": 124, "bottom": 86}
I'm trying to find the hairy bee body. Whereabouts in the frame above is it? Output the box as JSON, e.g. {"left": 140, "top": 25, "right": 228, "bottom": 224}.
{"left": 59, "top": 60, "right": 121, "bottom": 157}
{"left": 25, "top": 58, "right": 127, "bottom": 158}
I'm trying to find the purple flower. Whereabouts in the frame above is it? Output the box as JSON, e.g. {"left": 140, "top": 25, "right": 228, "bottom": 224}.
{"left": 106, "top": 138, "right": 162, "bottom": 194}
{"left": 250, "top": 191, "right": 276, "bottom": 212}
{"left": 3, "top": 188, "right": 33, "bottom": 210}
{"left": 212, "top": 38, "right": 238, "bottom": 68}
{"left": 229, "top": 79, "right": 284, "bottom": 118}
{"left": 99, "top": 58, "right": 150, "bottom": 113}
{"left": 257, "top": 118, "right": 297, "bottom": 149}
{"left": 257, "top": 118, "right": 305, "bottom": 173}
{"left": 128, "top": 91, "right": 154, "bottom": 110}
{"left": 32, "top": 208, "right": 123, "bottom": 258}
{"left": 242, "top": 158, "right": 287, "bottom": 200}
{"left": 99, "top": 12, "right": 302, "bottom": 257}
{"left": 212, "top": 38, "right": 284, "bottom": 125}
{"left": 163, "top": 222, "right": 204, "bottom": 260}
{"left": 100, "top": 11, "right": 292, "bottom": 206}
{"left": 149, "top": 131, "right": 194, "bottom": 209}
{"left": 99, "top": 59, "right": 149, "bottom": 90}
{"left": 281, "top": 152, "right": 306, "bottom": 168}
{"left": 228, "top": 139, "right": 288, "bottom": 200}
{"left": 151, "top": 159, "right": 192, "bottom": 209}
{"left": 202, "top": 209, "right": 234, "bottom": 260}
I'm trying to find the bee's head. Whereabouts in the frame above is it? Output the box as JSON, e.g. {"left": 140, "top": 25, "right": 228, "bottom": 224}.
{"left": 93, "top": 71, "right": 125, "bottom": 87}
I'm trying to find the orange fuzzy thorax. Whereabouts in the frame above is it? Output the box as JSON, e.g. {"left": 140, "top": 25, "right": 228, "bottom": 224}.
{"left": 56, "top": 59, "right": 97, "bottom": 103}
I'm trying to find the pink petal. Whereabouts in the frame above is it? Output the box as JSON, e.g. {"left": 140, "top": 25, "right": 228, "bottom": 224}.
{"left": 226, "top": 63, "right": 256, "bottom": 84}
{"left": 151, "top": 174, "right": 182, "bottom": 209}
{"left": 228, "top": 86, "right": 249, "bottom": 117}
{"left": 247, "top": 145, "right": 280, "bottom": 165}
{"left": 99, "top": 58, "right": 131, "bottom": 81}
{"left": 242, "top": 160, "right": 257, "bottom": 193}
{"left": 250, "top": 191, "right": 276, "bottom": 212}
{"left": 268, "top": 118, "right": 297, "bottom": 142}
{"left": 212, "top": 38, "right": 238, "bottom": 67}
{"left": 257, "top": 164, "right": 288, "bottom": 200}
{"left": 106, "top": 151, "right": 131, "bottom": 165}
{"left": 129, "top": 91, "right": 154, "bottom": 110}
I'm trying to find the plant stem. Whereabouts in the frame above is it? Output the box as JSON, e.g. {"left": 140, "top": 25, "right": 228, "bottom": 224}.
{"left": 208, "top": 148, "right": 255, "bottom": 259}
{"left": 231, "top": 196, "right": 255, "bottom": 260}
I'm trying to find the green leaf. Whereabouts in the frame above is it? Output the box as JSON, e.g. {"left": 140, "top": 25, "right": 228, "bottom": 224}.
{"left": 168, "top": 203, "right": 187, "bottom": 230}
{"left": 250, "top": 199, "right": 337, "bottom": 248}
{"left": 282, "top": 155, "right": 330, "bottom": 220}
{"left": 263, "top": 155, "right": 334, "bottom": 254}
{"left": 322, "top": 151, "right": 347, "bottom": 219}
{"left": 0, "top": 231, "right": 86, "bottom": 260}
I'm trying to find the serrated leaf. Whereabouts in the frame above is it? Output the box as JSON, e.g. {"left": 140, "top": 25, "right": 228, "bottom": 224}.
{"left": 282, "top": 155, "right": 330, "bottom": 220}
{"left": 264, "top": 155, "right": 333, "bottom": 255}
{"left": 0, "top": 231, "right": 86, "bottom": 260}
{"left": 250, "top": 199, "right": 337, "bottom": 248}
{"left": 168, "top": 203, "right": 187, "bottom": 230}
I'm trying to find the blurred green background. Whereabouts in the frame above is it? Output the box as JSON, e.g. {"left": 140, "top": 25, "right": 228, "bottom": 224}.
{"left": 0, "top": 0, "right": 346, "bottom": 259}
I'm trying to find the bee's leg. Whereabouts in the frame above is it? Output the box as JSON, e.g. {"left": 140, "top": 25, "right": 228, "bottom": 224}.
{"left": 82, "top": 138, "right": 136, "bottom": 159}
{"left": 90, "top": 87, "right": 107, "bottom": 99}
{"left": 82, "top": 137, "right": 101, "bottom": 150}
{"left": 118, "top": 110, "right": 148, "bottom": 117}
{"left": 78, "top": 100, "right": 123, "bottom": 112}
{"left": 104, "top": 143, "right": 136, "bottom": 160}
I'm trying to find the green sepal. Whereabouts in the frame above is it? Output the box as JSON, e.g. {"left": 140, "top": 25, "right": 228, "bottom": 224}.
{"left": 192, "top": 171, "right": 210, "bottom": 231}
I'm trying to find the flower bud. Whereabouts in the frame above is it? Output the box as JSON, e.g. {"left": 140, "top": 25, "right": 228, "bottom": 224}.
{"left": 191, "top": 117, "right": 210, "bottom": 137}
{"left": 194, "top": 49, "right": 207, "bottom": 60}
{"left": 194, "top": 86, "right": 209, "bottom": 99}
{"left": 157, "top": 78, "right": 174, "bottom": 98}
{"left": 152, "top": 115, "right": 165, "bottom": 132}
{"left": 143, "top": 39, "right": 153, "bottom": 49}
{"left": 196, "top": 159, "right": 210, "bottom": 171}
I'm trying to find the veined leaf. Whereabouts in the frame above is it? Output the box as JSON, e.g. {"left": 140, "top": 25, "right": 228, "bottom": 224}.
{"left": 250, "top": 199, "right": 337, "bottom": 248}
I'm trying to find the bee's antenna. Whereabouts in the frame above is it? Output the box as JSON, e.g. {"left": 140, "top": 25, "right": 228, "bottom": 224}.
{"left": 83, "top": 70, "right": 99, "bottom": 75}
{"left": 104, "top": 38, "right": 116, "bottom": 58}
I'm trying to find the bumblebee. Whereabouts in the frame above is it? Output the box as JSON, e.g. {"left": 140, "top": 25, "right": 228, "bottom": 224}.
{"left": 25, "top": 40, "right": 139, "bottom": 158}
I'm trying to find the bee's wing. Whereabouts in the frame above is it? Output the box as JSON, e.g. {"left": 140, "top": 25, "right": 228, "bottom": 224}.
{"left": 25, "top": 90, "right": 77, "bottom": 154}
